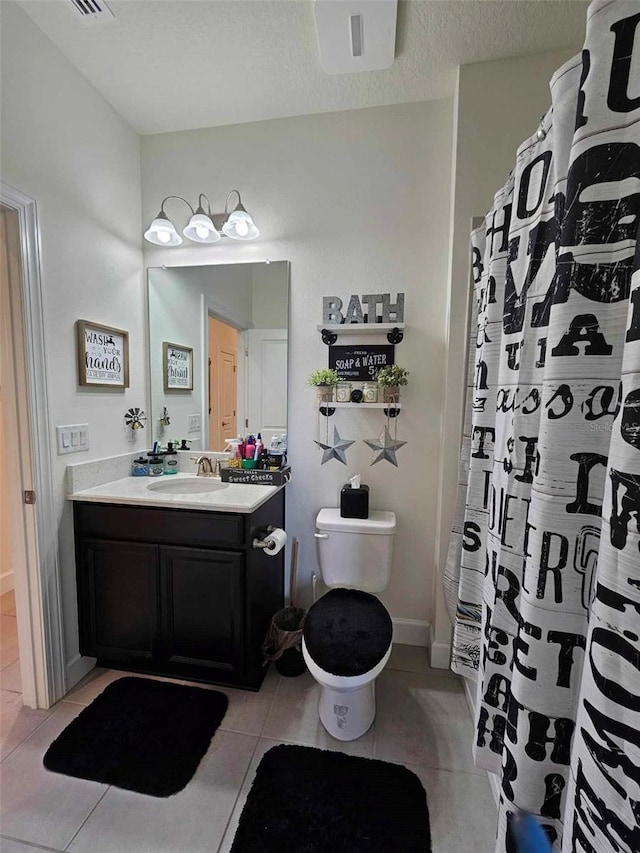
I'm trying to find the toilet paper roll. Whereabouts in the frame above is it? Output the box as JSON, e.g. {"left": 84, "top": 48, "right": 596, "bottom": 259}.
{"left": 263, "top": 528, "right": 287, "bottom": 556}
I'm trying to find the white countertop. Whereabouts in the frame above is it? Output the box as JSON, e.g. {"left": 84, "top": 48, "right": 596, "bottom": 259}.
{"left": 68, "top": 472, "right": 283, "bottom": 514}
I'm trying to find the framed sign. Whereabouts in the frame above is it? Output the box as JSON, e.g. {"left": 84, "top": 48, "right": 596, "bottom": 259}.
{"left": 163, "top": 342, "right": 193, "bottom": 391}
{"left": 76, "top": 320, "right": 129, "bottom": 388}
{"left": 329, "top": 344, "right": 395, "bottom": 381}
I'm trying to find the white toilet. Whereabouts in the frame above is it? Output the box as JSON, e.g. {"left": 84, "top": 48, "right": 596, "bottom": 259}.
{"left": 302, "top": 508, "right": 396, "bottom": 741}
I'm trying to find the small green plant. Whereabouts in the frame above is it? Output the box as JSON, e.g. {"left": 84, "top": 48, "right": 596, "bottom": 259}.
{"left": 308, "top": 368, "right": 339, "bottom": 387}
{"left": 376, "top": 365, "right": 409, "bottom": 387}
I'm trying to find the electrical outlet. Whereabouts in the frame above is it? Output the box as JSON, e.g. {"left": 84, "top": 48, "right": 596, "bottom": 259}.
{"left": 56, "top": 424, "right": 90, "bottom": 455}
{"left": 188, "top": 414, "right": 201, "bottom": 433}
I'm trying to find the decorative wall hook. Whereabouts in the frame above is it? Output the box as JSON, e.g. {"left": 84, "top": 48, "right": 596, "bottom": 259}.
{"left": 124, "top": 408, "right": 147, "bottom": 430}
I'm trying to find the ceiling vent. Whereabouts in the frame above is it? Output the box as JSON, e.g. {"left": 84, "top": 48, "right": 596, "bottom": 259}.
{"left": 314, "top": 0, "right": 397, "bottom": 75}
{"left": 68, "top": 0, "right": 115, "bottom": 23}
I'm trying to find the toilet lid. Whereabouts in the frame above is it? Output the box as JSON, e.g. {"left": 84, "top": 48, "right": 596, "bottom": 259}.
{"left": 303, "top": 588, "right": 392, "bottom": 677}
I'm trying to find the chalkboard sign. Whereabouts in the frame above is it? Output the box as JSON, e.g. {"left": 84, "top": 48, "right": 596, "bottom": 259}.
{"left": 329, "top": 345, "right": 395, "bottom": 381}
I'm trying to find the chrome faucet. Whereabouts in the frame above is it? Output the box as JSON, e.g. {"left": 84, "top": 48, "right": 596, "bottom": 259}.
{"left": 191, "top": 455, "right": 218, "bottom": 477}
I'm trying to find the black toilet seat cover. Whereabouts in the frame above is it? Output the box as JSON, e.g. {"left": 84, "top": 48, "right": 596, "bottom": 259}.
{"left": 303, "top": 588, "right": 392, "bottom": 677}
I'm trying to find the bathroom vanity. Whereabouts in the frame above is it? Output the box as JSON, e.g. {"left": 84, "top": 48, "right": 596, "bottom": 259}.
{"left": 71, "top": 476, "right": 285, "bottom": 691}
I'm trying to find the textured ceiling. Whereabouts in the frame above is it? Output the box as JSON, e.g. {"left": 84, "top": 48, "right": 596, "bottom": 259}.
{"left": 18, "top": 0, "right": 587, "bottom": 135}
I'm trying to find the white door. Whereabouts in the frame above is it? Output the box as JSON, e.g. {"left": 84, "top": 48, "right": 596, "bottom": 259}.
{"left": 246, "top": 329, "right": 287, "bottom": 446}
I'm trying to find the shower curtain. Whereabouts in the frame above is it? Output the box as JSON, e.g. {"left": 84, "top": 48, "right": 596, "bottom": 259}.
{"left": 444, "top": 2, "right": 640, "bottom": 850}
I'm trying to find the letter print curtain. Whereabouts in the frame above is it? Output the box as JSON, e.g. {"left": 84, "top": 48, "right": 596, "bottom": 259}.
{"left": 445, "top": 2, "right": 640, "bottom": 850}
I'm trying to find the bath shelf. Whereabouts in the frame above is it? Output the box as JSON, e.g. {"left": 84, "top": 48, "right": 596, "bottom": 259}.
{"left": 317, "top": 323, "right": 405, "bottom": 345}
{"left": 319, "top": 402, "right": 402, "bottom": 418}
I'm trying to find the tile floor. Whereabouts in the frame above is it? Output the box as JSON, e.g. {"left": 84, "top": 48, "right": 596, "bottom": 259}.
{"left": 0, "top": 641, "right": 497, "bottom": 852}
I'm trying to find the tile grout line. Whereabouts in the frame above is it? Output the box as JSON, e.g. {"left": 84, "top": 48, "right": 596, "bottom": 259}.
{"left": 214, "top": 669, "right": 283, "bottom": 852}
{"left": 213, "top": 730, "right": 264, "bottom": 853}
{"left": 62, "top": 786, "right": 111, "bottom": 852}
{"left": 258, "top": 669, "right": 283, "bottom": 738}
{"left": 1, "top": 833, "right": 66, "bottom": 853}
{"left": 0, "top": 704, "right": 57, "bottom": 764}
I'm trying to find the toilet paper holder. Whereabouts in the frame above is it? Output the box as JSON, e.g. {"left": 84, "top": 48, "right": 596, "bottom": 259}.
{"left": 252, "top": 525, "right": 284, "bottom": 551}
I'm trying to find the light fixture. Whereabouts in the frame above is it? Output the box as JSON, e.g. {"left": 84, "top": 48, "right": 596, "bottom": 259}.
{"left": 222, "top": 190, "right": 260, "bottom": 241}
{"left": 183, "top": 194, "right": 220, "bottom": 243}
{"left": 143, "top": 190, "right": 259, "bottom": 246}
{"left": 143, "top": 209, "right": 183, "bottom": 246}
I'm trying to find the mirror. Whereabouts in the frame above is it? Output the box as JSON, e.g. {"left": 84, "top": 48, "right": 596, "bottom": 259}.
{"left": 148, "top": 262, "right": 289, "bottom": 451}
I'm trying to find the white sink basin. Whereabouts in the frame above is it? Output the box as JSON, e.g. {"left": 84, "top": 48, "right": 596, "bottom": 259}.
{"left": 147, "top": 477, "right": 230, "bottom": 495}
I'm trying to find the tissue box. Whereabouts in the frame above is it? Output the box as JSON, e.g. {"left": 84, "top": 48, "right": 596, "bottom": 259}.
{"left": 340, "top": 482, "right": 369, "bottom": 519}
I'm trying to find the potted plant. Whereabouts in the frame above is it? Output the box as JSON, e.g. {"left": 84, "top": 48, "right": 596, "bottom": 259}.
{"left": 376, "top": 365, "right": 409, "bottom": 403}
{"left": 308, "top": 368, "right": 339, "bottom": 403}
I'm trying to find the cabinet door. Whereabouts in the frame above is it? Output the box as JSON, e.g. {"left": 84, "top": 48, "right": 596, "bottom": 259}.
{"left": 160, "top": 546, "right": 243, "bottom": 671}
{"left": 79, "top": 538, "right": 159, "bottom": 660}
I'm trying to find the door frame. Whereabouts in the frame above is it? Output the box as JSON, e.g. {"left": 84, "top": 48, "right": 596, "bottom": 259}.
{"left": 1, "top": 182, "right": 65, "bottom": 708}
{"left": 209, "top": 328, "right": 238, "bottom": 452}
{"left": 201, "top": 293, "right": 249, "bottom": 449}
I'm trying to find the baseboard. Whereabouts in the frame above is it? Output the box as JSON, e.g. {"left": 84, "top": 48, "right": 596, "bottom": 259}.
{"left": 65, "top": 654, "right": 97, "bottom": 693}
{"left": 425, "top": 623, "right": 451, "bottom": 669}
{"left": 429, "top": 641, "right": 451, "bottom": 669}
{"left": 391, "top": 618, "right": 430, "bottom": 647}
{"left": 488, "top": 770, "right": 500, "bottom": 805}
{"left": 462, "top": 674, "right": 476, "bottom": 714}
{"left": 0, "top": 570, "right": 14, "bottom": 596}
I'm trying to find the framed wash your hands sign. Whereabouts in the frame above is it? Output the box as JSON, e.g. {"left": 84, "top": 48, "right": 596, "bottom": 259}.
{"left": 76, "top": 320, "right": 130, "bottom": 388}
{"left": 163, "top": 342, "right": 193, "bottom": 391}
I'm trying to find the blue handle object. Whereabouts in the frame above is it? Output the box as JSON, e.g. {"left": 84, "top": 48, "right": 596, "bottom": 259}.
{"left": 512, "top": 812, "right": 553, "bottom": 853}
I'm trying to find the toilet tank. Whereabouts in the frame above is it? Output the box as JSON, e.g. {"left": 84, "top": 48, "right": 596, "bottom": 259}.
{"left": 315, "top": 508, "right": 396, "bottom": 593}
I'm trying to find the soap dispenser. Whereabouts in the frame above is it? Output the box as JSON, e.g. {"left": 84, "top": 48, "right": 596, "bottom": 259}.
{"left": 340, "top": 475, "right": 369, "bottom": 519}
{"left": 163, "top": 442, "right": 178, "bottom": 475}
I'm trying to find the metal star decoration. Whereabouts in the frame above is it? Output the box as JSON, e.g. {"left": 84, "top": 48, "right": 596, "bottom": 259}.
{"left": 364, "top": 426, "right": 407, "bottom": 467}
{"left": 314, "top": 426, "right": 355, "bottom": 465}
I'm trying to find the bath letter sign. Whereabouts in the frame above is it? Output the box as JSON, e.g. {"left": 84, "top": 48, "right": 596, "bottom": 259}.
{"left": 322, "top": 293, "right": 405, "bottom": 325}
{"left": 76, "top": 320, "right": 129, "bottom": 388}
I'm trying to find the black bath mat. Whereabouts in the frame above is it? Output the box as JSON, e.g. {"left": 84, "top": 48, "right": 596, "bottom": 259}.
{"left": 230, "top": 744, "right": 431, "bottom": 852}
{"left": 43, "top": 676, "right": 228, "bottom": 797}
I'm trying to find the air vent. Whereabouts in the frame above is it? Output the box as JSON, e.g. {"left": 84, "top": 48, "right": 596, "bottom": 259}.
{"left": 68, "top": 0, "right": 115, "bottom": 23}
{"left": 350, "top": 14, "right": 363, "bottom": 58}
{"left": 315, "top": 1, "right": 397, "bottom": 75}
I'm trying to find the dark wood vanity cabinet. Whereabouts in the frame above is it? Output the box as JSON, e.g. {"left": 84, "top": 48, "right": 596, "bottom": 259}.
{"left": 74, "top": 490, "right": 284, "bottom": 690}
{"left": 79, "top": 539, "right": 159, "bottom": 662}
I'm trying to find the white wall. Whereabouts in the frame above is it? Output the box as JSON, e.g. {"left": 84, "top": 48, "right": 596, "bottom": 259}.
{"left": 432, "top": 48, "right": 579, "bottom": 654}
{"left": 0, "top": 331, "right": 13, "bottom": 595}
{"left": 0, "top": 209, "right": 13, "bottom": 595}
{"left": 0, "top": 2, "right": 144, "bottom": 682}
{"left": 142, "top": 100, "right": 454, "bottom": 630}
{"left": 252, "top": 263, "right": 289, "bottom": 329}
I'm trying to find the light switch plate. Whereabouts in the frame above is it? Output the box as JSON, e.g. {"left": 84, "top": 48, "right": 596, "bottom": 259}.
{"left": 56, "top": 424, "right": 90, "bottom": 455}
{"left": 188, "top": 414, "right": 201, "bottom": 434}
